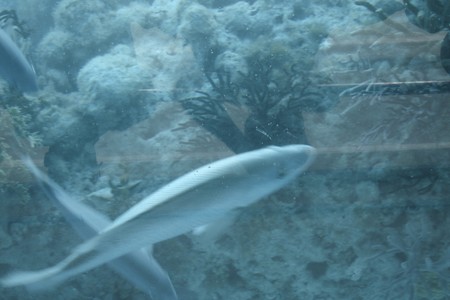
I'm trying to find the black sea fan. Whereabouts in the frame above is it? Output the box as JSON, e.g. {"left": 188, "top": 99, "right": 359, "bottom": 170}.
{"left": 182, "top": 60, "right": 335, "bottom": 153}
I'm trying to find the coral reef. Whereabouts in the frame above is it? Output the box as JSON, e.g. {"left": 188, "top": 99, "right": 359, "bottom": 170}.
{"left": 0, "top": 0, "right": 449, "bottom": 299}
{"left": 77, "top": 45, "right": 154, "bottom": 132}
{"left": 36, "top": 0, "right": 161, "bottom": 91}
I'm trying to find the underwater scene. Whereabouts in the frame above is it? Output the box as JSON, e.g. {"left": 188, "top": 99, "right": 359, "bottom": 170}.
{"left": 0, "top": 0, "right": 450, "bottom": 299}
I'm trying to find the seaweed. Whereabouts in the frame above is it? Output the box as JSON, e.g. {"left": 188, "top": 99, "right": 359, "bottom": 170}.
{"left": 0, "top": 85, "right": 44, "bottom": 204}
{"left": 0, "top": 87, "right": 40, "bottom": 146}
{"left": 403, "top": 0, "right": 450, "bottom": 32}
{"left": 182, "top": 58, "right": 335, "bottom": 153}
{"left": 358, "top": 94, "right": 450, "bottom": 146}
{"left": 364, "top": 213, "right": 450, "bottom": 300}
{"left": 0, "top": 108, "right": 34, "bottom": 205}
{"left": 0, "top": 9, "right": 30, "bottom": 38}
{"left": 355, "top": 1, "right": 390, "bottom": 21}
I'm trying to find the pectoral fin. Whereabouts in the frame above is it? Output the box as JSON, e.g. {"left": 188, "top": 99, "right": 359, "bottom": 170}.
{"left": 192, "top": 210, "right": 240, "bottom": 243}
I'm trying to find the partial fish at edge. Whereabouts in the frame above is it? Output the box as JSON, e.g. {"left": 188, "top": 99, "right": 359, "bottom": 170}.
{"left": 0, "top": 28, "right": 38, "bottom": 92}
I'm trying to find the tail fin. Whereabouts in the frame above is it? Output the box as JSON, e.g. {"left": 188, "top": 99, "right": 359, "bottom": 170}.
{"left": 1, "top": 266, "right": 62, "bottom": 290}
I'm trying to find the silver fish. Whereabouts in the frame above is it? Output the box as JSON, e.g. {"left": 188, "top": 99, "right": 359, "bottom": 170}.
{"left": 1, "top": 144, "right": 316, "bottom": 289}
{"left": 0, "top": 28, "right": 38, "bottom": 92}
{"left": 22, "top": 157, "right": 178, "bottom": 299}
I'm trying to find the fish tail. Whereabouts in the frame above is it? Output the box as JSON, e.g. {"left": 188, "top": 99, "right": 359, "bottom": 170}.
{"left": 0, "top": 265, "right": 62, "bottom": 290}
{"left": 0, "top": 247, "right": 86, "bottom": 290}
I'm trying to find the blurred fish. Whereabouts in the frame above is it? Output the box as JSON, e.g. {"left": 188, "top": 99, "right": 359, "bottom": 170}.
{"left": 21, "top": 157, "right": 178, "bottom": 299}
{"left": 1, "top": 145, "right": 316, "bottom": 290}
{"left": 0, "top": 28, "right": 38, "bottom": 92}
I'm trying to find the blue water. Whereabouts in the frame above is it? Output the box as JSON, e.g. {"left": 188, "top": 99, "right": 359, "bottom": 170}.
{"left": 0, "top": 0, "right": 449, "bottom": 299}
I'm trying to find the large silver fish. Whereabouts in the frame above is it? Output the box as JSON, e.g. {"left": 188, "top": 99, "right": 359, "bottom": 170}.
{"left": 0, "top": 28, "right": 38, "bottom": 92}
{"left": 22, "top": 157, "right": 178, "bottom": 299}
{"left": 1, "top": 145, "right": 316, "bottom": 289}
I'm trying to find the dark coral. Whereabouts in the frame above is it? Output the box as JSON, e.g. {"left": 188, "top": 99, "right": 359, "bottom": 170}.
{"left": 182, "top": 59, "right": 336, "bottom": 153}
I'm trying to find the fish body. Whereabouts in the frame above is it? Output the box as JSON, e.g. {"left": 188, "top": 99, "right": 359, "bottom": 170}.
{"left": 22, "top": 157, "right": 178, "bottom": 299}
{"left": 0, "top": 28, "right": 38, "bottom": 92}
{"left": 1, "top": 145, "right": 316, "bottom": 289}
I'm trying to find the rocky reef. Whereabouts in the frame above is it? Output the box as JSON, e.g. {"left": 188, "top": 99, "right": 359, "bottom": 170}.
{"left": 0, "top": 0, "right": 449, "bottom": 299}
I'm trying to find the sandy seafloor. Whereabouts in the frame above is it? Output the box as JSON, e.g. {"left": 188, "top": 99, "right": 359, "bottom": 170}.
{"left": 0, "top": 0, "right": 450, "bottom": 299}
